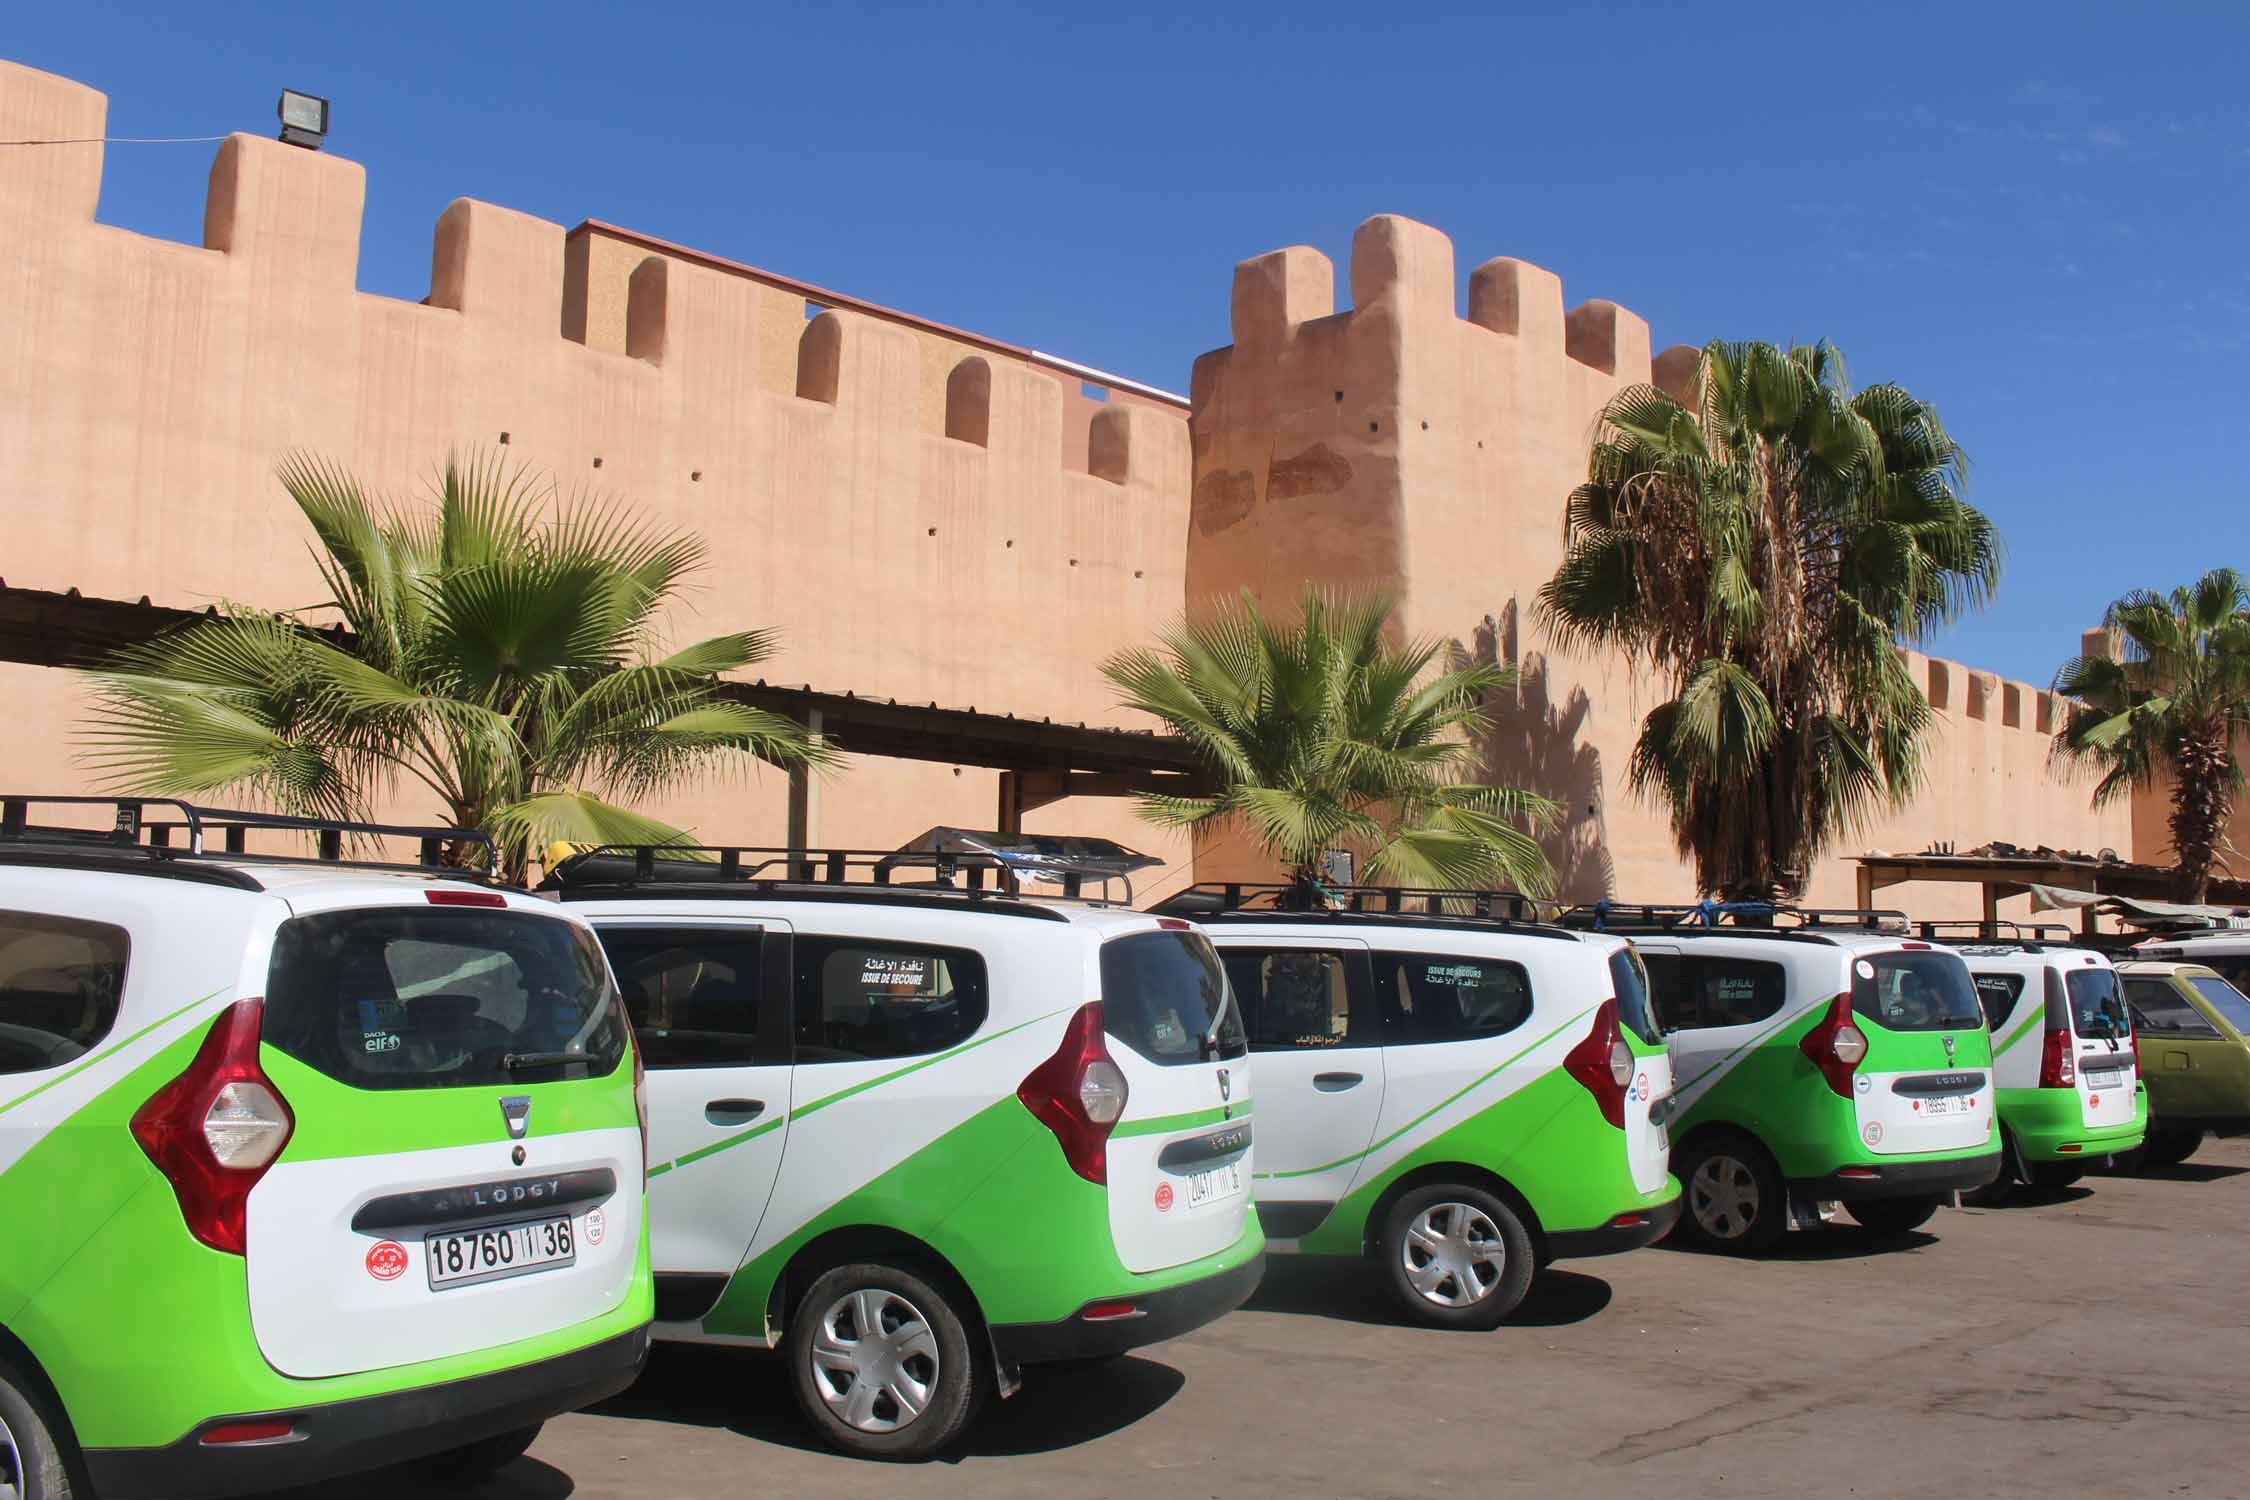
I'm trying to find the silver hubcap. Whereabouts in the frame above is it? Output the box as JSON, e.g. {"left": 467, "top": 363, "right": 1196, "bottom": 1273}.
{"left": 1399, "top": 1202, "right": 1507, "bottom": 1308}
{"left": 0, "top": 1408, "right": 22, "bottom": 1500}
{"left": 809, "top": 1287, "right": 941, "bottom": 1433}
{"left": 1690, "top": 1153, "right": 1762, "bottom": 1241}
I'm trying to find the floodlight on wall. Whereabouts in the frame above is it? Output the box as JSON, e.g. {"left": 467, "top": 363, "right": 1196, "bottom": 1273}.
{"left": 276, "top": 89, "right": 329, "bottom": 150}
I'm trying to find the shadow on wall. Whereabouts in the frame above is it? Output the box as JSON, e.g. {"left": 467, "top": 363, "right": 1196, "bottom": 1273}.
{"left": 1468, "top": 602, "right": 1616, "bottom": 906}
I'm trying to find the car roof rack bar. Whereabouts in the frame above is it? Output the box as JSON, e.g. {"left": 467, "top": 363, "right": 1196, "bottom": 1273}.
{"left": 0, "top": 794, "right": 495, "bottom": 872}
{"left": 1559, "top": 899, "right": 1910, "bottom": 934}
{"left": 543, "top": 843, "right": 1129, "bottom": 906}
{"left": 1148, "top": 880, "right": 1547, "bottom": 923}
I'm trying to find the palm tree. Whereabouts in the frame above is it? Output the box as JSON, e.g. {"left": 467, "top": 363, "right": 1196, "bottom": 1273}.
{"left": 81, "top": 452, "right": 827, "bottom": 882}
{"left": 1537, "top": 339, "right": 1999, "bottom": 901}
{"left": 1102, "top": 588, "right": 1560, "bottom": 895}
{"left": 2053, "top": 570, "right": 2250, "bottom": 903}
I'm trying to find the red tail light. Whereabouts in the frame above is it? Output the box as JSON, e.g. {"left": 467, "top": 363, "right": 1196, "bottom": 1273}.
{"left": 1798, "top": 994, "right": 1868, "bottom": 1098}
{"left": 1563, "top": 999, "right": 1633, "bottom": 1128}
{"left": 131, "top": 1000, "right": 294, "bottom": 1255}
{"left": 1018, "top": 1002, "right": 1129, "bottom": 1184}
{"left": 2038, "top": 1025, "right": 2076, "bottom": 1089}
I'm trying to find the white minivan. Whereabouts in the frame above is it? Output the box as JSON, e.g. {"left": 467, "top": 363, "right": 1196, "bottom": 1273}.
{"left": 545, "top": 836, "right": 1265, "bottom": 1459}
{"left": 1153, "top": 883, "right": 1679, "bottom": 1330}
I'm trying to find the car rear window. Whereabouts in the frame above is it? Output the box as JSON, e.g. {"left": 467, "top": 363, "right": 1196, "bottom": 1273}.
{"left": 1100, "top": 929, "right": 1247, "bottom": 1066}
{"left": 2125, "top": 979, "right": 2222, "bottom": 1039}
{"left": 1852, "top": 950, "right": 1983, "bottom": 1033}
{"left": 2200, "top": 957, "right": 2250, "bottom": 1007}
{"left": 1608, "top": 946, "right": 1662, "bottom": 1045}
{"left": 2063, "top": 966, "right": 2131, "bottom": 1040}
{"left": 2187, "top": 975, "right": 2250, "bottom": 1035}
{"left": 0, "top": 910, "right": 127, "bottom": 1075}
{"left": 264, "top": 907, "right": 626, "bottom": 1090}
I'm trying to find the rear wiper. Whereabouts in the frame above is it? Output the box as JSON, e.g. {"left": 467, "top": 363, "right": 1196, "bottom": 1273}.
{"left": 501, "top": 1049, "right": 594, "bottom": 1070}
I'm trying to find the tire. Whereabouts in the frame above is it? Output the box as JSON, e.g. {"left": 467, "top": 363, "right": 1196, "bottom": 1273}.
{"left": 1847, "top": 1194, "right": 1940, "bottom": 1236}
{"left": 0, "top": 1356, "right": 73, "bottom": 1500}
{"left": 2143, "top": 1125, "right": 2204, "bottom": 1167}
{"left": 1378, "top": 1184, "right": 1535, "bottom": 1330}
{"left": 785, "top": 1261, "right": 986, "bottom": 1460}
{"left": 2025, "top": 1162, "right": 2085, "bottom": 1190}
{"left": 406, "top": 1423, "right": 541, "bottom": 1487}
{"left": 1673, "top": 1134, "right": 1789, "bottom": 1255}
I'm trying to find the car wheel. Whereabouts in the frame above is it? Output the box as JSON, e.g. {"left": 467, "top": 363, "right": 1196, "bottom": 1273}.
{"left": 1379, "top": 1184, "right": 1535, "bottom": 1330}
{"left": 786, "top": 1261, "right": 985, "bottom": 1460}
{"left": 405, "top": 1424, "right": 541, "bottom": 1487}
{"left": 1674, "top": 1135, "right": 1788, "bottom": 1254}
{"left": 0, "top": 1356, "right": 73, "bottom": 1500}
{"left": 2025, "top": 1162, "right": 2085, "bottom": 1190}
{"left": 1847, "top": 1194, "right": 1940, "bottom": 1236}
{"left": 2141, "top": 1125, "right": 2204, "bottom": 1166}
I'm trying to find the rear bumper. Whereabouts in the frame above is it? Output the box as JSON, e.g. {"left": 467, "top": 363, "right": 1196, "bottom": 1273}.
{"left": 84, "top": 1323, "right": 650, "bottom": 1500}
{"left": 1791, "top": 1150, "right": 2002, "bottom": 1202}
{"left": 2004, "top": 1085, "right": 2147, "bottom": 1162}
{"left": 1544, "top": 1193, "right": 1683, "bottom": 1260}
{"left": 991, "top": 1251, "right": 1264, "bottom": 1366}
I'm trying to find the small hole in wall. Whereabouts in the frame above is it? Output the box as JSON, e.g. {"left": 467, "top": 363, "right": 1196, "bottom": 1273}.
{"left": 592, "top": 456, "right": 603, "bottom": 469}
{"left": 498, "top": 431, "right": 511, "bottom": 445}
{"left": 927, "top": 527, "right": 937, "bottom": 537}
{"left": 1069, "top": 558, "right": 1079, "bottom": 567}
{"left": 1133, "top": 569, "right": 1144, "bottom": 579}
{"left": 952, "top": 767, "right": 961, "bottom": 777}
{"left": 1005, "top": 539, "right": 1014, "bottom": 548}
{"left": 1369, "top": 421, "right": 1379, "bottom": 433}
{"left": 1420, "top": 420, "right": 1429, "bottom": 430}
{"left": 1333, "top": 390, "right": 1344, "bottom": 402}
{"left": 1477, "top": 440, "right": 1484, "bottom": 449}
{"left": 690, "top": 470, "right": 702, "bottom": 482}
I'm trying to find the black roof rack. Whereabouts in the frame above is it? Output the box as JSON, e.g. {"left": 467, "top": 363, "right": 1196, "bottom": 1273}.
{"left": 540, "top": 842, "right": 1139, "bottom": 919}
{"left": 0, "top": 795, "right": 496, "bottom": 887}
{"left": 1557, "top": 900, "right": 1910, "bottom": 938}
{"left": 1906, "top": 919, "right": 2080, "bottom": 952}
{"left": 1148, "top": 881, "right": 1568, "bottom": 933}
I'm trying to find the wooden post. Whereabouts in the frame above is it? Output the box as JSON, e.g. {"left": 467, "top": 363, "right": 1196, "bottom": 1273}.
{"left": 996, "top": 771, "right": 1022, "bottom": 837}
{"left": 1856, "top": 864, "right": 1875, "bottom": 911}
{"left": 786, "top": 708, "right": 823, "bottom": 855}
{"left": 1982, "top": 882, "right": 1999, "bottom": 929}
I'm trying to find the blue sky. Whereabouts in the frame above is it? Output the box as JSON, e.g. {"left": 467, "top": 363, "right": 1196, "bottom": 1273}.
{"left": 11, "top": 2, "right": 2243, "bottom": 686}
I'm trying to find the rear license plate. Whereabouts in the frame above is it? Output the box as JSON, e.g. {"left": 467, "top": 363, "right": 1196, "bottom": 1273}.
{"left": 1918, "top": 1095, "right": 1970, "bottom": 1118}
{"left": 426, "top": 1216, "right": 575, "bottom": 1291}
{"left": 1182, "top": 1161, "right": 1244, "bottom": 1209}
{"left": 2086, "top": 1070, "right": 2125, "bottom": 1091}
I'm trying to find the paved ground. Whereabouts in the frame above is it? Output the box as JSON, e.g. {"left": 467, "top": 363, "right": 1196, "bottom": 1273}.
{"left": 312, "top": 1138, "right": 2250, "bottom": 1500}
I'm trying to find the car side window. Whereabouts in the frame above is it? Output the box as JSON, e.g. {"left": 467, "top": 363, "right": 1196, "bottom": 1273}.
{"left": 0, "top": 910, "right": 128, "bottom": 1075}
{"left": 2205, "top": 957, "right": 2250, "bottom": 1000}
{"left": 793, "top": 937, "right": 988, "bottom": 1063}
{"left": 1220, "top": 949, "right": 1373, "bottom": 1050}
{"left": 596, "top": 929, "right": 762, "bottom": 1068}
{"left": 1376, "top": 952, "right": 1534, "bottom": 1044}
{"left": 1971, "top": 972, "right": 2025, "bottom": 1031}
{"left": 1651, "top": 954, "right": 1787, "bottom": 1031}
{"left": 2124, "top": 979, "right": 2222, "bottom": 1040}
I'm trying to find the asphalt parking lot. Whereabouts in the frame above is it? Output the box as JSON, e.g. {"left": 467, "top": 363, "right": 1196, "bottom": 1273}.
{"left": 304, "top": 1138, "right": 2250, "bottom": 1500}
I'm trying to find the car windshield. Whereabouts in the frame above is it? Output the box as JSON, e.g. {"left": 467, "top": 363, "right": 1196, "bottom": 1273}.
{"left": 2187, "top": 974, "right": 2250, "bottom": 1036}
{"left": 1609, "top": 946, "right": 1663, "bottom": 1045}
{"left": 2064, "top": 967, "right": 2131, "bottom": 1039}
{"left": 264, "top": 906, "right": 626, "bottom": 1090}
{"left": 1853, "top": 950, "right": 1985, "bottom": 1032}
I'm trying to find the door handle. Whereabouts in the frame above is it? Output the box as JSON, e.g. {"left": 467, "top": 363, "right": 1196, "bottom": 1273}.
{"left": 704, "top": 1099, "right": 766, "bottom": 1126}
{"left": 1313, "top": 1072, "right": 1363, "bottom": 1091}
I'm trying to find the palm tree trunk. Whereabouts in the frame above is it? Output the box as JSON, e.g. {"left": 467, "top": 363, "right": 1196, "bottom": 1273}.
{"left": 2169, "top": 723, "right": 2232, "bottom": 904}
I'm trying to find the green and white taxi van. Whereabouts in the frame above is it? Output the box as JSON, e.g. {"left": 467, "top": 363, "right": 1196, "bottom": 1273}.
{"left": 1937, "top": 925, "right": 2145, "bottom": 1195}
{"left": 545, "top": 835, "right": 1263, "bottom": 1460}
{"left": 0, "top": 798, "right": 651, "bottom": 1500}
{"left": 1150, "top": 883, "right": 1679, "bottom": 1330}
{"left": 1562, "top": 903, "right": 2001, "bottom": 1252}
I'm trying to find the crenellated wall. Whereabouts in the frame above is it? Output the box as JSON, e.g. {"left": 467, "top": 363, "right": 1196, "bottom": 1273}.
{"left": 0, "top": 60, "right": 1191, "bottom": 871}
{"left": 0, "top": 60, "right": 2139, "bottom": 911}
{"left": 1185, "top": 214, "right": 2129, "bottom": 913}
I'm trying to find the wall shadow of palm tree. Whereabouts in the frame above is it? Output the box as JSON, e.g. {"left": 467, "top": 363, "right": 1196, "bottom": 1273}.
{"left": 1462, "top": 602, "right": 1616, "bottom": 905}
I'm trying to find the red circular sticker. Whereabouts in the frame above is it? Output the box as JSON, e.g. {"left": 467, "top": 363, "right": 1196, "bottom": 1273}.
{"left": 365, "top": 1240, "right": 409, "bottom": 1282}
{"left": 584, "top": 1207, "right": 607, "bottom": 1247}
{"left": 1153, "top": 1182, "right": 1175, "bottom": 1213}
